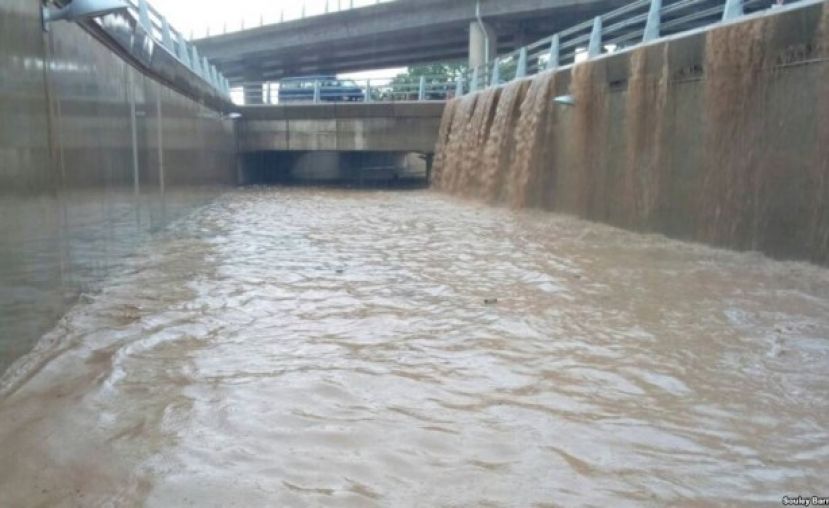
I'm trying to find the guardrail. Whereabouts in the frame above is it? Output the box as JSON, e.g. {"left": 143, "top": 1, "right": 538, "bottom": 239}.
{"left": 97, "top": 0, "right": 231, "bottom": 99}
{"left": 237, "top": 75, "right": 461, "bottom": 105}
{"left": 458, "top": 0, "right": 806, "bottom": 92}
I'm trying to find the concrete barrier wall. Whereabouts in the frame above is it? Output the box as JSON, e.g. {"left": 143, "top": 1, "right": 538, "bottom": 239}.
{"left": 0, "top": 0, "right": 236, "bottom": 372}
{"left": 434, "top": 2, "right": 829, "bottom": 265}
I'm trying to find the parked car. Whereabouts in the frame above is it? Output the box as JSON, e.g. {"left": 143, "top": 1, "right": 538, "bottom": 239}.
{"left": 278, "top": 76, "right": 365, "bottom": 103}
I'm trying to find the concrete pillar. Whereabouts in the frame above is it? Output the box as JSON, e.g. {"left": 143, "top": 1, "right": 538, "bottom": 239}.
{"left": 243, "top": 67, "right": 264, "bottom": 105}
{"left": 469, "top": 20, "right": 496, "bottom": 71}
{"left": 244, "top": 83, "right": 263, "bottom": 105}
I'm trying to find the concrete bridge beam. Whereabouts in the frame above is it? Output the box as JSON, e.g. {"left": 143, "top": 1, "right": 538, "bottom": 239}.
{"left": 195, "top": 0, "right": 630, "bottom": 82}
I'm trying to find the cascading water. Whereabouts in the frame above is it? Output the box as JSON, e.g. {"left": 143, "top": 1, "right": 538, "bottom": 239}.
{"left": 430, "top": 100, "right": 457, "bottom": 187}
{"left": 456, "top": 89, "right": 500, "bottom": 197}
{"left": 433, "top": 95, "right": 478, "bottom": 193}
{"left": 480, "top": 80, "right": 530, "bottom": 203}
{"left": 504, "top": 74, "right": 556, "bottom": 209}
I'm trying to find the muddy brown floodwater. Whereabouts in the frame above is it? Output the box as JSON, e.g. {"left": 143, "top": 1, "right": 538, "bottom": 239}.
{"left": 1, "top": 187, "right": 828, "bottom": 507}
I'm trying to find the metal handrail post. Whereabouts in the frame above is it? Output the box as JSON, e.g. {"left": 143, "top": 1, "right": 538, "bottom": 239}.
{"left": 643, "top": 0, "right": 662, "bottom": 42}
{"left": 588, "top": 16, "right": 603, "bottom": 58}
{"left": 516, "top": 47, "right": 528, "bottom": 79}
{"left": 547, "top": 34, "right": 560, "bottom": 70}
{"left": 161, "top": 17, "right": 173, "bottom": 50}
{"left": 722, "top": 0, "right": 744, "bottom": 20}
{"left": 138, "top": 0, "right": 151, "bottom": 32}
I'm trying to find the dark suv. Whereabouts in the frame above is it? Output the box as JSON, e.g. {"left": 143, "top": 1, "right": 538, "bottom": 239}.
{"left": 278, "top": 76, "right": 365, "bottom": 103}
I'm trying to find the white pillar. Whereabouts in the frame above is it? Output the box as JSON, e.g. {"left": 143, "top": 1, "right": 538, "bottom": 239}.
{"left": 722, "top": 0, "right": 743, "bottom": 20}
{"left": 588, "top": 16, "right": 603, "bottom": 58}
{"left": 469, "top": 20, "right": 496, "bottom": 71}
{"left": 546, "top": 34, "right": 560, "bottom": 70}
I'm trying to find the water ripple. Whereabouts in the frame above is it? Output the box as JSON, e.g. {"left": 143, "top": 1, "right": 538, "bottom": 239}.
{"left": 0, "top": 187, "right": 828, "bottom": 506}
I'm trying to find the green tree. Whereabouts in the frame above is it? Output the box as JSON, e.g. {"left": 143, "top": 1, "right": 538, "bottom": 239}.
{"left": 387, "top": 63, "right": 467, "bottom": 100}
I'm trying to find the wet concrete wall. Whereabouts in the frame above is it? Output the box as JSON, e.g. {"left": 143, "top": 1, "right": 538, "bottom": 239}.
{"left": 0, "top": 0, "right": 236, "bottom": 372}
{"left": 434, "top": 2, "right": 829, "bottom": 265}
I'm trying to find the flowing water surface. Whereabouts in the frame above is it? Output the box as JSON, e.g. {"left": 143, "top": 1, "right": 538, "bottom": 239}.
{"left": 1, "top": 187, "right": 828, "bottom": 507}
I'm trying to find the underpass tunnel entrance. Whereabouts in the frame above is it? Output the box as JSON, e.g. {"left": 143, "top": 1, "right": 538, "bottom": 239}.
{"left": 239, "top": 151, "right": 432, "bottom": 187}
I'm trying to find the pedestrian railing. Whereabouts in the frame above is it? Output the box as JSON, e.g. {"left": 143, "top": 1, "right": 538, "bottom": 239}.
{"left": 97, "top": 0, "right": 231, "bottom": 98}
{"left": 237, "top": 75, "right": 462, "bottom": 106}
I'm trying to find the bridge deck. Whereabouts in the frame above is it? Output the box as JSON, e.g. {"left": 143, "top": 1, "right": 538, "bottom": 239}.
{"left": 237, "top": 102, "right": 446, "bottom": 153}
{"left": 195, "top": 0, "right": 629, "bottom": 82}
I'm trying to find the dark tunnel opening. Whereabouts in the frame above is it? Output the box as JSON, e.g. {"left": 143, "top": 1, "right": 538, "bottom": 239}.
{"left": 239, "top": 151, "right": 433, "bottom": 188}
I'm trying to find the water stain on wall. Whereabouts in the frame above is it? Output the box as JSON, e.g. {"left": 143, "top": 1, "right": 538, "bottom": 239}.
{"left": 624, "top": 46, "right": 669, "bottom": 229}
{"left": 570, "top": 60, "right": 610, "bottom": 221}
{"left": 699, "top": 17, "right": 774, "bottom": 250}
{"left": 811, "top": 2, "right": 829, "bottom": 263}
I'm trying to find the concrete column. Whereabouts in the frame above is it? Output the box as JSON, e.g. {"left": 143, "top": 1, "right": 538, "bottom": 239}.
{"left": 469, "top": 20, "right": 496, "bottom": 71}
{"left": 243, "top": 83, "right": 263, "bottom": 105}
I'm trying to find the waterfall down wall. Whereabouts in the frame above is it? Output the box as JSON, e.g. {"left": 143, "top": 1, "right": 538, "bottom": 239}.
{"left": 433, "top": 2, "right": 829, "bottom": 264}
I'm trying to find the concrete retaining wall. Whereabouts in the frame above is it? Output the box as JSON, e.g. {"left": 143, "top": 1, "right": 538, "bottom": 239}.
{"left": 434, "top": 1, "right": 829, "bottom": 265}
{"left": 0, "top": 0, "right": 237, "bottom": 372}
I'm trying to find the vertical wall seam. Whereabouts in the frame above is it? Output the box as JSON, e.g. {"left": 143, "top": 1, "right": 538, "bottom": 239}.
{"left": 129, "top": 71, "right": 140, "bottom": 201}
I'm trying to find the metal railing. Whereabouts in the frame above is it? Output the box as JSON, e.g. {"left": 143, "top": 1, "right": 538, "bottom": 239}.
{"left": 236, "top": 75, "right": 462, "bottom": 105}
{"left": 457, "top": 0, "right": 809, "bottom": 93}
{"left": 199, "top": 0, "right": 395, "bottom": 38}
{"left": 100, "top": 0, "right": 232, "bottom": 98}
{"left": 233, "top": 0, "right": 812, "bottom": 105}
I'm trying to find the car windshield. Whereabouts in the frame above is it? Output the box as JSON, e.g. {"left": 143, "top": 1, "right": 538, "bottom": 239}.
{"left": 339, "top": 80, "right": 359, "bottom": 88}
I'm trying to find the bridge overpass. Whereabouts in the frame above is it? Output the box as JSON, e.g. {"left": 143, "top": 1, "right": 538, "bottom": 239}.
{"left": 238, "top": 102, "right": 445, "bottom": 153}
{"left": 194, "top": 0, "right": 629, "bottom": 94}
{"left": 236, "top": 102, "right": 445, "bottom": 183}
